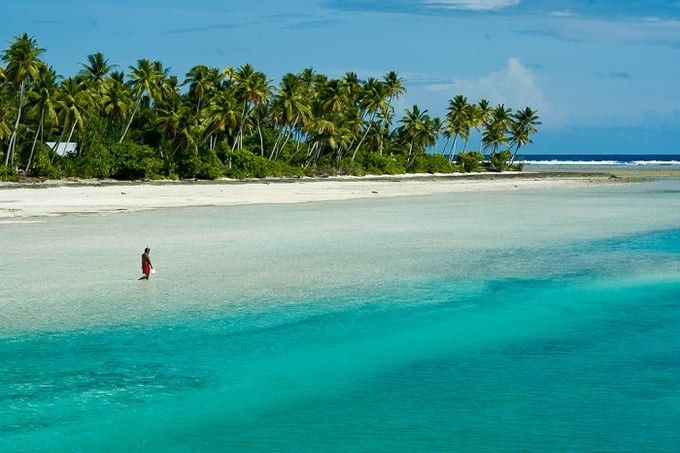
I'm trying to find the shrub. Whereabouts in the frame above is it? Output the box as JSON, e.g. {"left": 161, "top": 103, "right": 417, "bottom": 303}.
{"left": 30, "top": 144, "right": 62, "bottom": 179}
{"left": 358, "top": 152, "right": 406, "bottom": 175}
{"left": 456, "top": 151, "right": 484, "bottom": 172}
{"left": 224, "top": 148, "right": 303, "bottom": 179}
{"left": 195, "top": 147, "right": 225, "bottom": 180}
{"left": 0, "top": 165, "right": 17, "bottom": 182}
{"left": 489, "top": 150, "right": 513, "bottom": 172}
{"left": 71, "top": 142, "right": 113, "bottom": 179}
{"left": 409, "top": 153, "right": 456, "bottom": 174}
{"left": 110, "top": 142, "right": 163, "bottom": 180}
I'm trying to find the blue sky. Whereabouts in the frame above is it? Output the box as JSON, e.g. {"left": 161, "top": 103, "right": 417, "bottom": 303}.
{"left": 3, "top": 0, "right": 680, "bottom": 154}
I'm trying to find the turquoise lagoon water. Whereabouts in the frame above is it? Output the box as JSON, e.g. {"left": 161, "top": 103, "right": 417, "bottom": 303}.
{"left": 1, "top": 179, "right": 680, "bottom": 451}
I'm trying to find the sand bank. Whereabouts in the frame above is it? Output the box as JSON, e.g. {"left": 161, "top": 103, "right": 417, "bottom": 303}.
{"left": 0, "top": 172, "right": 626, "bottom": 219}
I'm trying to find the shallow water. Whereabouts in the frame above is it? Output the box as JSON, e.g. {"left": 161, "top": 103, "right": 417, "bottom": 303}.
{"left": 2, "top": 180, "right": 679, "bottom": 451}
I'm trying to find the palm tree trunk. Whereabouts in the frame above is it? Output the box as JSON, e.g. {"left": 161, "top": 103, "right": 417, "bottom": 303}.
{"left": 448, "top": 135, "right": 458, "bottom": 162}
{"left": 232, "top": 101, "right": 249, "bottom": 151}
{"left": 270, "top": 128, "right": 284, "bottom": 160}
{"left": 119, "top": 100, "right": 140, "bottom": 143}
{"left": 510, "top": 143, "right": 521, "bottom": 165}
{"left": 66, "top": 120, "right": 78, "bottom": 144}
{"left": 5, "top": 80, "right": 26, "bottom": 166}
{"left": 271, "top": 115, "right": 299, "bottom": 161}
{"left": 276, "top": 126, "right": 295, "bottom": 161}
{"left": 5, "top": 133, "right": 17, "bottom": 166}
{"left": 27, "top": 109, "right": 45, "bottom": 171}
{"left": 272, "top": 117, "right": 299, "bottom": 161}
{"left": 51, "top": 126, "right": 67, "bottom": 163}
{"left": 256, "top": 118, "right": 265, "bottom": 156}
{"left": 441, "top": 137, "right": 450, "bottom": 155}
{"left": 351, "top": 110, "right": 378, "bottom": 160}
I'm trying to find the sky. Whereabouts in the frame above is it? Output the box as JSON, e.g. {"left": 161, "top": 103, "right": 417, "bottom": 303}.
{"left": 2, "top": 0, "right": 680, "bottom": 154}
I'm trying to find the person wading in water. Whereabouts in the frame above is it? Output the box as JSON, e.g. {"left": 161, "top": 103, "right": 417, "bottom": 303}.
{"left": 138, "top": 247, "right": 154, "bottom": 280}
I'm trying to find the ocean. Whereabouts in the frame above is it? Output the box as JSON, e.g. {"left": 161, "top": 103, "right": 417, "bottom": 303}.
{"left": 1, "top": 172, "right": 679, "bottom": 451}
{"left": 520, "top": 153, "right": 680, "bottom": 173}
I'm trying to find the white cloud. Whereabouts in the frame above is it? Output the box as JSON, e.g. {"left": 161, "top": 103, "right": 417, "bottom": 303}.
{"left": 424, "top": 0, "right": 520, "bottom": 11}
{"left": 549, "top": 10, "right": 576, "bottom": 18}
{"left": 521, "top": 16, "right": 680, "bottom": 48}
{"left": 426, "top": 58, "right": 563, "bottom": 127}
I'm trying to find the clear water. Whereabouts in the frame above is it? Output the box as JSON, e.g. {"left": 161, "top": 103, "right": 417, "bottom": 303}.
{"left": 2, "top": 180, "right": 679, "bottom": 451}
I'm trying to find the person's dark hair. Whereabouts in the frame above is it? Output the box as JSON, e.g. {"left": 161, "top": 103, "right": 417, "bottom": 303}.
{"left": 144, "top": 247, "right": 150, "bottom": 253}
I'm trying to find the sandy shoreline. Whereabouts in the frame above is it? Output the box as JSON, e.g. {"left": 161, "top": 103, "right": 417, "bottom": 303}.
{"left": 0, "top": 172, "right": 633, "bottom": 219}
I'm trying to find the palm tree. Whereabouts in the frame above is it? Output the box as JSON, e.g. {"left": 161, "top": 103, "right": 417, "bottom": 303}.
{"left": 476, "top": 98, "right": 493, "bottom": 151}
{"left": 399, "top": 105, "right": 436, "bottom": 161}
{"left": 372, "top": 107, "right": 394, "bottom": 156}
{"left": 464, "top": 103, "right": 483, "bottom": 152}
{"left": 2, "top": 33, "right": 45, "bottom": 165}
{"left": 78, "top": 52, "right": 117, "bottom": 83}
{"left": 482, "top": 104, "right": 513, "bottom": 164}
{"left": 270, "top": 72, "right": 311, "bottom": 160}
{"left": 101, "top": 77, "right": 132, "bottom": 127}
{"left": 184, "top": 65, "right": 221, "bottom": 115}
{"left": 25, "top": 63, "right": 59, "bottom": 170}
{"left": 204, "top": 89, "right": 240, "bottom": 151}
{"left": 341, "top": 71, "right": 362, "bottom": 105}
{"left": 431, "top": 116, "right": 443, "bottom": 154}
{"left": 509, "top": 107, "right": 540, "bottom": 163}
{"left": 319, "top": 79, "right": 347, "bottom": 114}
{"left": 444, "top": 94, "right": 469, "bottom": 161}
{"left": 57, "top": 77, "right": 93, "bottom": 153}
{"left": 109, "top": 70, "right": 125, "bottom": 84}
{"left": 304, "top": 116, "right": 335, "bottom": 168}
{"left": 155, "top": 102, "right": 184, "bottom": 154}
{"left": 119, "top": 58, "right": 163, "bottom": 143}
{"left": 351, "top": 77, "right": 387, "bottom": 159}
{"left": 232, "top": 64, "right": 270, "bottom": 150}
{"left": 383, "top": 70, "right": 405, "bottom": 115}
{"left": 482, "top": 122, "right": 508, "bottom": 156}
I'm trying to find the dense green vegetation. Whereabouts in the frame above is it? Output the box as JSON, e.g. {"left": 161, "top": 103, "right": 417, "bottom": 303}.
{"left": 0, "top": 33, "right": 540, "bottom": 181}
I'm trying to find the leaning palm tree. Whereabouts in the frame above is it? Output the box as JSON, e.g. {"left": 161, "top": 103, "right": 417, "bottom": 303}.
{"left": 57, "top": 77, "right": 93, "bottom": 153}
{"left": 482, "top": 104, "right": 513, "bottom": 165}
{"left": 476, "top": 98, "right": 493, "bottom": 151}
{"left": 2, "top": 33, "right": 45, "bottom": 165}
{"left": 482, "top": 123, "right": 508, "bottom": 155}
{"left": 399, "top": 105, "right": 435, "bottom": 161}
{"left": 444, "top": 94, "right": 469, "bottom": 161}
{"left": 119, "top": 58, "right": 163, "bottom": 143}
{"left": 351, "top": 77, "right": 388, "bottom": 159}
{"left": 25, "top": 63, "right": 59, "bottom": 170}
{"left": 509, "top": 107, "right": 541, "bottom": 163}
{"left": 304, "top": 116, "right": 336, "bottom": 168}
{"left": 0, "top": 89, "right": 14, "bottom": 145}
{"left": 463, "top": 103, "right": 483, "bottom": 152}
{"left": 270, "top": 72, "right": 311, "bottom": 160}
{"left": 383, "top": 71, "right": 406, "bottom": 115}
{"left": 231, "top": 64, "right": 270, "bottom": 150}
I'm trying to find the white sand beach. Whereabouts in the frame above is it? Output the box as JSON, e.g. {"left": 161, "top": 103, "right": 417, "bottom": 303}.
{"left": 0, "top": 173, "right": 627, "bottom": 219}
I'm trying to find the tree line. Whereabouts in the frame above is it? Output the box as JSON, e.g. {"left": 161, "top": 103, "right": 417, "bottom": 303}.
{"left": 0, "top": 33, "right": 540, "bottom": 181}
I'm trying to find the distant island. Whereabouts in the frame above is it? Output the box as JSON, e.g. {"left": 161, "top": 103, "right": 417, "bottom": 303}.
{"left": 0, "top": 33, "right": 540, "bottom": 182}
